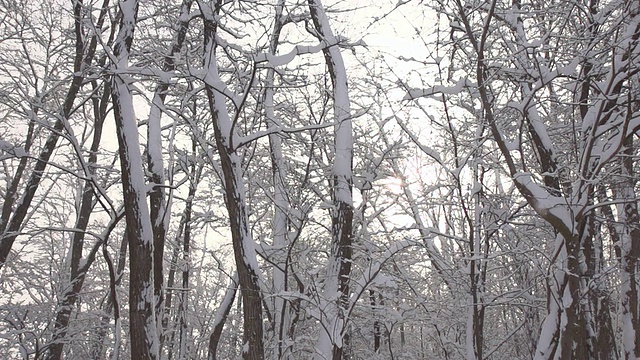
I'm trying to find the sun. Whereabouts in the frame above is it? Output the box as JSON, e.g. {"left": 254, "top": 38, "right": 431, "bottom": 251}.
{"left": 380, "top": 176, "right": 404, "bottom": 195}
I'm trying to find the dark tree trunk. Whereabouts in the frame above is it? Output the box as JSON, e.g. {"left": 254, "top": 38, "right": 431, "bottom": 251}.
{"left": 0, "top": 0, "right": 87, "bottom": 269}
{"left": 200, "top": 2, "right": 265, "bottom": 358}
{"left": 208, "top": 273, "right": 238, "bottom": 360}
{"left": 46, "top": 53, "right": 111, "bottom": 360}
{"left": 308, "top": 1, "right": 354, "bottom": 358}
{"left": 111, "top": 0, "right": 159, "bottom": 358}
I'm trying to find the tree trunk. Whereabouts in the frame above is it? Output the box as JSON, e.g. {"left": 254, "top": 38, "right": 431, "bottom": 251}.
{"left": 200, "top": 2, "right": 265, "bottom": 358}
{"left": 146, "top": 1, "right": 193, "bottom": 345}
{"left": 46, "top": 59, "right": 111, "bottom": 360}
{"left": 308, "top": 1, "right": 354, "bottom": 358}
{"left": 262, "top": 1, "right": 294, "bottom": 358}
{"left": 208, "top": 272, "right": 239, "bottom": 360}
{"left": 111, "top": 0, "right": 159, "bottom": 358}
{"left": 617, "top": 136, "right": 640, "bottom": 359}
{"left": 369, "top": 290, "right": 381, "bottom": 353}
{"left": 0, "top": 0, "right": 87, "bottom": 269}
{"left": 91, "top": 225, "right": 128, "bottom": 359}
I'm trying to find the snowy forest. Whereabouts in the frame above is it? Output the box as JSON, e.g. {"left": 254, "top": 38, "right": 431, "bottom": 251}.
{"left": 0, "top": 0, "right": 639, "bottom": 359}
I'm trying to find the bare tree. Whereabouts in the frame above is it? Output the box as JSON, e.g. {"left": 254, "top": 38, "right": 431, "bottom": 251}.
{"left": 0, "top": 0, "right": 91, "bottom": 269}
{"left": 199, "top": 1, "right": 265, "bottom": 358}
{"left": 406, "top": 0, "right": 640, "bottom": 357}
{"left": 110, "top": 0, "right": 160, "bottom": 357}
{"left": 306, "top": 1, "right": 354, "bottom": 358}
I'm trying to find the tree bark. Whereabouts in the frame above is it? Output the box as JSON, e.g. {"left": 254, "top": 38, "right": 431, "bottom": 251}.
{"left": 617, "top": 136, "right": 640, "bottom": 359}
{"left": 110, "top": 0, "right": 159, "bottom": 358}
{"left": 208, "top": 272, "right": 239, "bottom": 360}
{"left": 262, "top": 1, "right": 294, "bottom": 358}
{"left": 0, "top": 0, "right": 87, "bottom": 269}
{"left": 308, "top": 1, "right": 354, "bottom": 358}
{"left": 146, "top": 1, "right": 193, "bottom": 345}
{"left": 46, "top": 36, "right": 112, "bottom": 358}
{"left": 200, "top": 2, "right": 265, "bottom": 358}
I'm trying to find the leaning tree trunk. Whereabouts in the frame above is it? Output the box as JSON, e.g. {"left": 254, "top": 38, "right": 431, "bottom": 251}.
{"left": 208, "top": 272, "right": 239, "bottom": 360}
{"left": 46, "top": 10, "right": 113, "bottom": 351}
{"left": 46, "top": 84, "right": 110, "bottom": 360}
{"left": 0, "top": 0, "right": 87, "bottom": 269}
{"left": 110, "top": 0, "right": 159, "bottom": 358}
{"left": 262, "top": 1, "right": 295, "bottom": 358}
{"left": 200, "top": 2, "right": 265, "bottom": 358}
{"left": 308, "top": 1, "right": 354, "bottom": 359}
{"left": 459, "top": 1, "right": 639, "bottom": 357}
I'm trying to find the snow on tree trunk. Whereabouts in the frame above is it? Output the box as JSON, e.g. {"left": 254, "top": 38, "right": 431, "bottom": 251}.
{"left": 263, "top": 1, "right": 295, "bottom": 358}
{"left": 200, "top": 3, "right": 265, "bottom": 358}
{"left": 46, "top": 6, "right": 113, "bottom": 348}
{"left": 208, "top": 272, "right": 238, "bottom": 360}
{"left": 0, "top": 0, "right": 87, "bottom": 269}
{"left": 308, "top": 1, "right": 354, "bottom": 359}
{"left": 110, "top": 0, "right": 159, "bottom": 358}
{"left": 176, "top": 165, "right": 193, "bottom": 359}
{"left": 145, "top": 0, "right": 192, "bottom": 349}
{"left": 46, "top": 89, "right": 109, "bottom": 360}
{"left": 617, "top": 136, "right": 640, "bottom": 359}
{"left": 91, "top": 223, "right": 128, "bottom": 359}
{"left": 423, "top": 0, "right": 640, "bottom": 358}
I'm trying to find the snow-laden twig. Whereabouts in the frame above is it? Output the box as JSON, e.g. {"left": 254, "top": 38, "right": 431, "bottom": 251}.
{"left": 235, "top": 121, "right": 338, "bottom": 148}
{"left": 403, "top": 77, "right": 476, "bottom": 100}
{"left": 254, "top": 39, "right": 339, "bottom": 68}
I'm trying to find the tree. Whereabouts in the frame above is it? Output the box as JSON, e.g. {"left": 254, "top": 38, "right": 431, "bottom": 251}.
{"left": 110, "top": 0, "right": 160, "bottom": 357}
{"left": 199, "top": 1, "right": 266, "bottom": 358}
{"left": 0, "top": 0, "right": 90, "bottom": 270}
{"left": 307, "top": 1, "right": 355, "bottom": 359}
{"left": 9, "top": 0, "right": 640, "bottom": 358}
{"left": 405, "top": 0, "right": 640, "bottom": 357}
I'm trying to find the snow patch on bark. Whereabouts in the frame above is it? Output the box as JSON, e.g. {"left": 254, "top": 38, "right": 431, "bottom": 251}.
{"left": 513, "top": 172, "right": 572, "bottom": 229}
{"left": 113, "top": 78, "right": 156, "bottom": 247}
